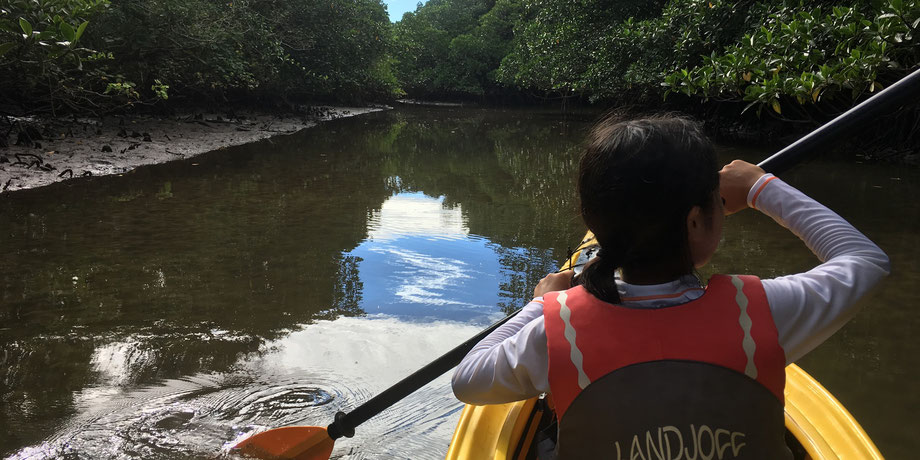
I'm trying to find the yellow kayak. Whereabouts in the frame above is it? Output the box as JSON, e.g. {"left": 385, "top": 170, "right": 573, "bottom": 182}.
{"left": 445, "top": 233, "right": 883, "bottom": 460}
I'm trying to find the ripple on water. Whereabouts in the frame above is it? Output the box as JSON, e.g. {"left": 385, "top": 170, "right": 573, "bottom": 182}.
{"left": 215, "top": 378, "right": 346, "bottom": 426}
{"left": 6, "top": 373, "right": 356, "bottom": 460}
{"left": 8, "top": 317, "right": 484, "bottom": 460}
{"left": 350, "top": 382, "right": 466, "bottom": 459}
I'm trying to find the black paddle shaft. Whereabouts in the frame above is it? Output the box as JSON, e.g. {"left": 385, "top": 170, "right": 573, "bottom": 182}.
{"left": 326, "top": 66, "right": 920, "bottom": 441}
{"left": 758, "top": 66, "right": 920, "bottom": 174}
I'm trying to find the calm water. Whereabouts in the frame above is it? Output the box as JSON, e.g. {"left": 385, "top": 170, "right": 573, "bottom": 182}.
{"left": 1, "top": 107, "right": 917, "bottom": 459}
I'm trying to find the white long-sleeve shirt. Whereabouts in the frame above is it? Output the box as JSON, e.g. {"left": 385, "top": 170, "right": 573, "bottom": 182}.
{"left": 452, "top": 175, "right": 890, "bottom": 405}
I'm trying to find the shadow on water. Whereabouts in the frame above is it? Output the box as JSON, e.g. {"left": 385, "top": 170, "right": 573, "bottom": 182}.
{"left": 1, "top": 107, "right": 918, "bottom": 458}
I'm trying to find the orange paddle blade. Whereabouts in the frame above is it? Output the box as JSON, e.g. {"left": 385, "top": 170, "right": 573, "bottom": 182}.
{"left": 233, "top": 426, "right": 335, "bottom": 460}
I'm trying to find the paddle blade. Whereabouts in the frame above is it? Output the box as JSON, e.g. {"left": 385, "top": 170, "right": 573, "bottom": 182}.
{"left": 233, "top": 426, "right": 335, "bottom": 460}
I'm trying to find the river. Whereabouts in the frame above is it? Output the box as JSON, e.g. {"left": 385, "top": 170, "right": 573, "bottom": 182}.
{"left": 1, "top": 107, "right": 917, "bottom": 459}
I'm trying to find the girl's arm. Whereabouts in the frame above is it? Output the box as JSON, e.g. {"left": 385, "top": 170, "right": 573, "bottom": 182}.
{"left": 451, "top": 272, "right": 571, "bottom": 403}
{"left": 450, "top": 301, "right": 550, "bottom": 404}
{"left": 747, "top": 174, "right": 891, "bottom": 363}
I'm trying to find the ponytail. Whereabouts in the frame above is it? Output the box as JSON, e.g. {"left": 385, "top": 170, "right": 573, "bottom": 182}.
{"left": 578, "top": 246, "right": 622, "bottom": 304}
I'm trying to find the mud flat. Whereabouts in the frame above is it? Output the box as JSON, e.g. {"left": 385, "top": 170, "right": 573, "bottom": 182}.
{"left": 0, "top": 106, "right": 386, "bottom": 193}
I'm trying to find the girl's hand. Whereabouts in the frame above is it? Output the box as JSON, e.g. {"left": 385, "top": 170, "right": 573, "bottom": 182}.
{"left": 533, "top": 271, "right": 576, "bottom": 298}
{"left": 719, "top": 160, "right": 766, "bottom": 215}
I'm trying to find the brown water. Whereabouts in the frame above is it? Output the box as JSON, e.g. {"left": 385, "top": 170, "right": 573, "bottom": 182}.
{"left": 0, "top": 107, "right": 917, "bottom": 459}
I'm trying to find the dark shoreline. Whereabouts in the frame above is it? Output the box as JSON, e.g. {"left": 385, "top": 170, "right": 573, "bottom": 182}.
{"left": 0, "top": 106, "right": 387, "bottom": 194}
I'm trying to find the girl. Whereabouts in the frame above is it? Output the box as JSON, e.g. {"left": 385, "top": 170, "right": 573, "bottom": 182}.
{"left": 451, "top": 116, "right": 890, "bottom": 459}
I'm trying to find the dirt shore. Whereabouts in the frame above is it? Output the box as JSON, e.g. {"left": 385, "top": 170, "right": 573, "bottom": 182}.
{"left": 0, "top": 106, "right": 386, "bottom": 194}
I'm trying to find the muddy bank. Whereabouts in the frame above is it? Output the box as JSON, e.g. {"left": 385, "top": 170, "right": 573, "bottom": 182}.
{"left": 0, "top": 106, "right": 386, "bottom": 193}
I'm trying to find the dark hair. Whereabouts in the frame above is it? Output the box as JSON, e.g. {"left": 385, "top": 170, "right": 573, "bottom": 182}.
{"left": 577, "top": 115, "right": 719, "bottom": 303}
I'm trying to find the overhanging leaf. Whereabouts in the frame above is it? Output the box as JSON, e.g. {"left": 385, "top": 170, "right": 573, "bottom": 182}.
{"left": 60, "top": 22, "right": 75, "bottom": 42}
{"left": 19, "top": 18, "right": 32, "bottom": 37}
{"left": 74, "top": 21, "right": 89, "bottom": 42}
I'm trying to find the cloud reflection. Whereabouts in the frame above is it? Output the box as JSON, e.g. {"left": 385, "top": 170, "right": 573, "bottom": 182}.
{"left": 367, "top": 192, "right": 468, "bottom": 242}
{"left": 269, "top": 315, "right": 483, "bottom": 386}
{"left": 370, "top": 245, "right": 482, "bottom": 307}
{"left": 351, "top": 193, "right": 502, "bottom": 318}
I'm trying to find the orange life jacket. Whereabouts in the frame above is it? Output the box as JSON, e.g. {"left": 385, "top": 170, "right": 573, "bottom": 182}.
{"left": 542, "top": 274, "right": 789, "bottom": 459}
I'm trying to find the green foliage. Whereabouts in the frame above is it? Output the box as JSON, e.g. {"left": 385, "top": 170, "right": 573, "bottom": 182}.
{"left": 587, "top": 0, "right": 770, "bottom": 100}
{"left": 0, "top": 0, "right": 110, "bottom": 112}
{"left": 104, "top": 81, "right": 138, "bottom": 100}
{"left": 393, "top": 0, "right": 515, "bottom": 97}
{"left": 394, "top": 0, "right": 917, "bottom": 126}
{"left": 497, "top": 0, "right": 663, "bottom": 96}
{"left": 266, "top": 0, "right": 396, "bottom": 98}
{"left": 3, "top": 0, "right": 917, "bottom": 120}
{"left": 446, "top": 0, "right": 521, "bottom": 95}
{"left": 151, "top": 79, "right": 169, "bottom": 101}
{"left": 665, "top": 0, "right": 920, "bottom": 117}
{"left": 93, "top": 0, "right": 277, "bottom": 94}
{"left": 1, "top": 0, "right": 397, "bottom": 113}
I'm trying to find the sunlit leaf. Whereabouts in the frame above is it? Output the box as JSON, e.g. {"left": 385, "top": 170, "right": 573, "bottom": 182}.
{"left": 74, "top": 21, "right": 89, "bottom": 43}
{"left": 772, "top": 99, "right": 782, "bottom": 114}
{"left": 19, "top": 18, "right": 32, "bottom": 36}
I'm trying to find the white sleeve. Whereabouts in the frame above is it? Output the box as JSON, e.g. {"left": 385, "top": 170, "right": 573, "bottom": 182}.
{"left": 451, "top": 300, "right": 550, "bottom": 404}
{"left": 750, "top": 175, "right": 891, "bottom": 364}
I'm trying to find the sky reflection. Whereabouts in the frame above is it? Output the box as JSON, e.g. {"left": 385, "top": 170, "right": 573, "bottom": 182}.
{"left": 350, "top": 192, "right": 505, "bottom": 321}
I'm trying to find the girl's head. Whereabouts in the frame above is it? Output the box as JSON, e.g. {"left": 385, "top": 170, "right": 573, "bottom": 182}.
{"left": 577, "top": 115, "right": 721, "bottom": 303}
